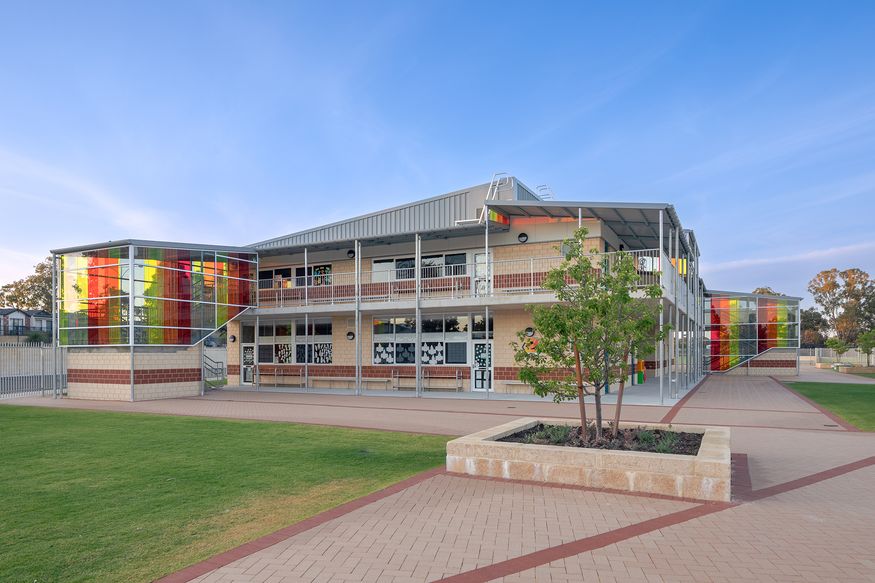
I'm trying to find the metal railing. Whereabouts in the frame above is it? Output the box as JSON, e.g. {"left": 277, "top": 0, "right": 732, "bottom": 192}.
{"left": 257, "top": 249, "right": 666, "bottom": 308}
{"left": 202, "top": 353, "right": 226, "bottom": 390}
{"left": 0, "top": 342, "right": 67, "bottom": 399}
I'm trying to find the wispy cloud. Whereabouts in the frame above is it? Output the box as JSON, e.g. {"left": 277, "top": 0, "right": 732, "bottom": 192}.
{"left": 0, "top": 148, "right": 170, "bottom": 235}
{"left": 702, "top": 241, "right": 875, "bottom": 274}
{"left": 656, "top": 103, "right": 875, "bottom": 186}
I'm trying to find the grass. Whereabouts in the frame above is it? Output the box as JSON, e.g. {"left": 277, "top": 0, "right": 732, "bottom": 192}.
{"left": 0, "top": 406, "right": 449, "bottom": 582}
{"left": 787, "top": 381, "right": 875, "bottom": 431}
{"left": 853, "top": 372, "right": 875, "bottom": 379}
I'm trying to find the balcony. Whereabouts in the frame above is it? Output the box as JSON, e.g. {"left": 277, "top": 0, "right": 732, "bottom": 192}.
{"left": 257, "top": 249, "right": 668, "bottom": 308}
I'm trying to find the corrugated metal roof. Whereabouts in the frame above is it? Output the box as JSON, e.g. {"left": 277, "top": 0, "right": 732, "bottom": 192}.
{"left": 252, "top": 180, "right": 510, "bottom": 251}
{"left": 487, "top": 200, "right": 694, "bottom": 255}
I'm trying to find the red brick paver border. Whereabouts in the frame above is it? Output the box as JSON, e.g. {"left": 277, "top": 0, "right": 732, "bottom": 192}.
{"left": 660, "top": 375, "right": 709, "bottom": 423}
{"left": 431, "top": 503, "right": 730, "bottom": 583}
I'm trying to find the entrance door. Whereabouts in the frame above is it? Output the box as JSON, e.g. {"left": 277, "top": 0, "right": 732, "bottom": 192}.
{"left": 241, "top": 345, "right": 255, "bottom": 384}
{"left": 472, "top": 340, "right": 492, "bottom": 391}
{"left": 473, "top": 253, "right": 490, "bottom": 297}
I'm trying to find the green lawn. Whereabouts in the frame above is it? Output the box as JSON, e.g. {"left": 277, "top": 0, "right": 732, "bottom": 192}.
{"left": 788, "top": 381, "right": 875, "bottom": 431}
{"left": 853, "top": 372, "right": 875, "bottom": 379}
{"left": 0, "top": 406, "right": 448, "bottom": 582}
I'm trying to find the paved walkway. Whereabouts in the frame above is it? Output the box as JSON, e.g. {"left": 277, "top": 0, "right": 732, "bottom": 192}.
{"left": 5, "top": 375, "right": 875, "bottom": 582}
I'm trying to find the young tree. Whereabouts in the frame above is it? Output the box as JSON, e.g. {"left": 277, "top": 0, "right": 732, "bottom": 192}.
{"left": 0, "top": 257, "right": 53, "bottom": 312}
{"left": 825, "top": 337, "right": 850, "bottom": 363}
{"left": 858, "top": 330, "right": 875, "bottom": 367}
{"left": 514, "top": 227, "right": 664, "bottom": 441}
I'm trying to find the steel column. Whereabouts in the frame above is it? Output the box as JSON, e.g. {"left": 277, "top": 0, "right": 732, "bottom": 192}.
{"left": 658, "top": 210, "right": 664, "bottom": 405}
{"left": 354, "top": 240, "right": 362, "bottom": 395}
{"left": 415, "top": 234, "right": 422, "bottom": 397}
{"left": 129, "top": 244, "right": 135, "bottom": 402}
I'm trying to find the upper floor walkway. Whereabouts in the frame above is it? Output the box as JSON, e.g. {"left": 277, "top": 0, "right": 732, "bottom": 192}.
{"left": 256, "top": 247, "right": 699, "bottom": 316}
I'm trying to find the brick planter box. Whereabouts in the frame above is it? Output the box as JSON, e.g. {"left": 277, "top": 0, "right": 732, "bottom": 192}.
{"left": 446, "top": 418, "right": 730, "bottom": 502}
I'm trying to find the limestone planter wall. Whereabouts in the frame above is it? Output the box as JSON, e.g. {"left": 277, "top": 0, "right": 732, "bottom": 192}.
{"left": 446, "top": 418, "right": 730, "bottom": 502}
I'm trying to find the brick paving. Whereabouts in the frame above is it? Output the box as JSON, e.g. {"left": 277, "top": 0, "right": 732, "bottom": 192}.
{"left": 5, "top": 375, "right": 875, "bottom": 582}
{"left": 497, "top": 465, "right": 875, "bottom": 583}
{"left": 186, "top": 474, "right": 694, "bottom": 583}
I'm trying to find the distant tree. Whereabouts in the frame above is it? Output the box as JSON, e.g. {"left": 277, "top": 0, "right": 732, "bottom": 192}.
{"left": 752, "top": 287, "right": 784, "bottom": 296}
{"left": 0, "top": 257, "right": 53, "bottom": 312}
{"left": 858, "top": 330, "right": 875, "bottom": 367}
{"left": 808, "top": 269, "right": 843, "bottom": 335}
{"left": 808, "top": 268, "right": 874, "bottom": 343}
{"left": 513, "top": 227, "right": 664, "bottom": 441}
{"left": 825, "top": 337, "right": 850, "bottom": 362}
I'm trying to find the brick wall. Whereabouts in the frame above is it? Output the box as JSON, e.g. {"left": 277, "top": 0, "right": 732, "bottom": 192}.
{"left": 67, "top": 345, "right": 203, "bottom": 401}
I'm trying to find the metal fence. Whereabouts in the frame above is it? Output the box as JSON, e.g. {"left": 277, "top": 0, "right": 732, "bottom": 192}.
{"left": 0, "top": 343, "right": 67, "bottom": 399}
{"left": 814, "top": 347, "right": 871, "bottom": 366}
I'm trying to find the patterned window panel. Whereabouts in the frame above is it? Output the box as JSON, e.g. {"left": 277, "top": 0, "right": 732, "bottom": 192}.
{"left": 313, "top": 343, "right": 332, "bottom": 364}
{"left": 421, "top": 341, "right": 444, "bottom": 365}
{"left": 395, "top": 342, "right": 416, "bottom": 364}
{"left": 374, "top": 342, "right": 394, "bottom": 364}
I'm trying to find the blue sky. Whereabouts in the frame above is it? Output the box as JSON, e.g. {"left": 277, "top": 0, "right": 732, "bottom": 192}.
{"left": 1, "top": 1, "right": 873, "bottom": 305}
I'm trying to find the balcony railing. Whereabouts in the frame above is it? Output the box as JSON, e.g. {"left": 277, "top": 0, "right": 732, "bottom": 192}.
{"left": 258, "top": 249, "right": 666, "bottom": 308}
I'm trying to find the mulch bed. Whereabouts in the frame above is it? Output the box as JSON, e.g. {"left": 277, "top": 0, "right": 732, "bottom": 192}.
{"left": 499, "top": 423, "right": 702, "bottom": 456}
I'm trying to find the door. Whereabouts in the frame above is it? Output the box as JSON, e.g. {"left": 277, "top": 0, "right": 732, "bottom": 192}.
{"left": 241, "top": 345, "right": 255, "bottom": 384}
{"left": 472, "top": 340, "right": 492, "bottom": 391}
{"left": 473, "top": 253, "right": 490, "bottom": 297}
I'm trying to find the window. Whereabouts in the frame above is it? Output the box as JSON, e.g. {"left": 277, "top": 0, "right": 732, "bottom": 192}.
{"left": 371, "top": 313, "right": 470, "bottom": 365}
{"left": 259, "top": 323, "right": 274, "bottom": 337}
{"left": 392, "top": 316, "right": 416, "bottom": 334}
{"left": 259, "top": 267, "right": 293, "bottom": 288}
{"left": 395, "top": 258, "right": 415, "bottom": 280}
{"left": 472, "top": 315, "right": 494, "bottom": 339}
{"left": 295, "top": 318, "right": 332, "bottom": 337}
{"left": 446, "top": 342, "right": 467, "bottom": 364}
{"left": 421, "top": 317, "right": 443, "bottom": 334}
{"left": 445, "top": 253, "right": 467, "bottom": 276}
{"left": 371, "top": 253, "right": 469, "bottom": 281}
{"left": 296, "top": 265, "right": 332, "bottom": 286}
{"left": 241, "top": 324, "right": 255, "bottom": 343}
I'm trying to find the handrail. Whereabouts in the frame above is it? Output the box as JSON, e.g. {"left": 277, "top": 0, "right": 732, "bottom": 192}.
{"left": 256, "top": 248, "right": 679, "bottom": 308}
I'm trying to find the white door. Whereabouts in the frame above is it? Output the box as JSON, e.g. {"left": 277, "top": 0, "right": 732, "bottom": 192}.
{"left": 472, "top": 340, "right": 492, "bottom": 391}
{"left": 473, "top": 253, "right": 490, "bottom": 297}
{"left": 241, "top": 345, "right": 255, "bottom": 384}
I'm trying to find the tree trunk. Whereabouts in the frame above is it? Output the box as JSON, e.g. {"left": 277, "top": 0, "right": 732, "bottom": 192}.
{"left": 573, "top": 345, "right": 588, "bottom": 433}
{"left": 593, "top": 389, "right": 603, "bottom": 440}
{"left": 612, "top": 350, "right": 630, "bottom": 439}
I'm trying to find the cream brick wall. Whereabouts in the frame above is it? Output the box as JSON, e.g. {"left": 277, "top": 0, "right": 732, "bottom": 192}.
{"left": 132, "top": 346, "right": 200, "bottom": 370}
{"left": 227, "top": 320, "right": 241, "bottom": 385}
{"left": 67, "top": 382, "right": 131, "bottom": 400}
{"left": 331, "top": 314, "right": 357, "bottom": 365}
{"left": 134, "top": 381, "right": 201, "bottom": 400}
{"left": 67, "top": 347, "right": 131, "bottom": 369}
{"left": 492, "top": 308, "right": 534, "bottom": 368}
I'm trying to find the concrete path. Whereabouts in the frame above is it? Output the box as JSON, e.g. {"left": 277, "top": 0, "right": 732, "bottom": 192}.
{"left": 5, "top": 375, "right": 875, "bottom": 582}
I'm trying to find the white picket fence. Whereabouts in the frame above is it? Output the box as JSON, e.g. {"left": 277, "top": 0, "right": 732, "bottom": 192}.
{"left": 0, "top": 343, "right": 67, "bottom": 399}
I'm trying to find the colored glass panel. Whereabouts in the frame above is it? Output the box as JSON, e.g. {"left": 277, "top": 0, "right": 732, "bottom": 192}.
{"left": 58, "top": 245, "right": 257, "bottom": 346}
{"left": 705, "top": 292, "right": 799, "bottom": 371}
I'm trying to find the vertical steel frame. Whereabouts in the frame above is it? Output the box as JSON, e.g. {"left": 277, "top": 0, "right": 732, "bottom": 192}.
{"left": 415, "top": 234, "right": 422, "bottom": 397}
{"left": 129, "top": 244, "right": 135, "bottom": 402}
{"left": 658, "top": 209, "right": 664, "bottom": 405}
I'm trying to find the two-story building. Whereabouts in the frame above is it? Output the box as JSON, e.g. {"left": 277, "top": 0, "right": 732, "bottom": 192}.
{"left": 49, "top": 175, "right": 800, "bottom": 402}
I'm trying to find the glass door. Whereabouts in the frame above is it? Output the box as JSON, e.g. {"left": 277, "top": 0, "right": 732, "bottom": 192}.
{"left": 241, "top": 345, "right": 255, "bottom": 384}
{"left": 473, "top": 253, "right": 490, "bottom": 297}
{"left": 472, "top": 340, "right": 492, "bottom": 391}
